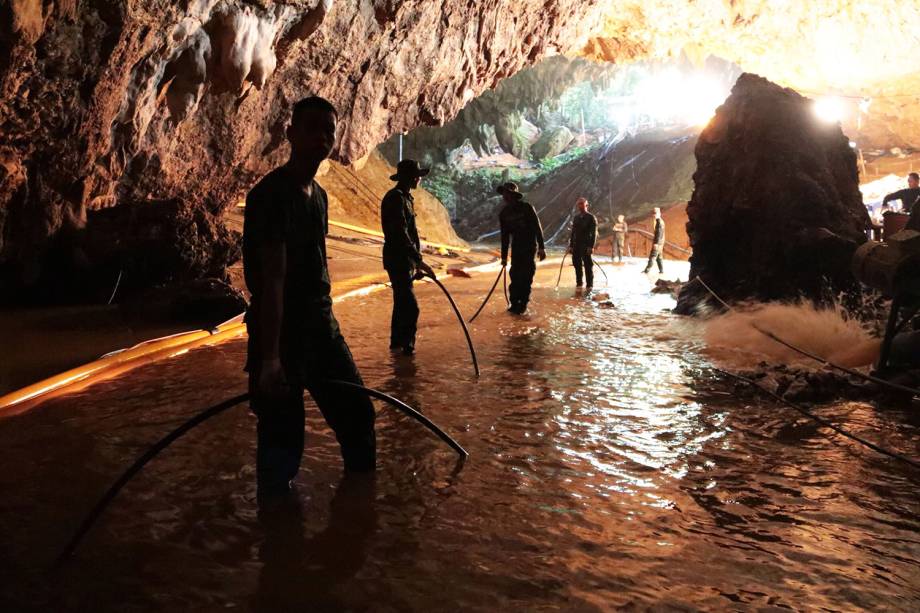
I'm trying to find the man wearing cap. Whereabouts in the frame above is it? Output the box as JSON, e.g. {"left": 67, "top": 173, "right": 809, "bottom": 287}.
{"left": 381, "top": 159, "right": 435, "bottom": 355}
{"left": 498, "top": 182, "right": 546, "bottom": 314}
{"left": 568, "top": 197, "right": 597, "bottom": 289}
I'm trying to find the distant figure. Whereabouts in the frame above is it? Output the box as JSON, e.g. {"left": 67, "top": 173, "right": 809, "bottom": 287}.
{"left": 243, "top": 96, "right": 376, "bottom": 500}
{"left": 498, "top": 182, "right": 546, "bottom": 314}
{"left": 381, "top": 159, "right": 435, "bottom": 355}
{"left": 881, "top": 172, "right": 920, "bottom": 219}
{"left": 612, "top": 214, "right": 628, "bottom": 262}
{"left": 568, "top": 198, "right": 597, "bottom": 289}
{"left": 642, "top": 207, "right": 665, "bottom": 274}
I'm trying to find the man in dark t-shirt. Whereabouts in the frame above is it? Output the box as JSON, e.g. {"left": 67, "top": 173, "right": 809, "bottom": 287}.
{"left": 498, "top": 182, "right": 546, "bottom": 314}
{"left": 381, "top": 159, "right": 434, "bottom": 355}
{"left": 882, "top": 172, "right": 920, "bottom": 213}
{"left": 243, "top": 97, "right": 375, "bottom": 499}
{"left": 882, "top": 172, "right": 920, "bottom": 231}
{"left": 568, "top": 197, "right": 598, "bottom": 289}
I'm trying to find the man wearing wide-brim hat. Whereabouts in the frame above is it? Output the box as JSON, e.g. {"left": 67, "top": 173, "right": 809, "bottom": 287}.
{"left": 381, "top": 159, "right": 435, "bottom": 355}
{"left": 497, "top": 182, "right": 546, "bottom": 314}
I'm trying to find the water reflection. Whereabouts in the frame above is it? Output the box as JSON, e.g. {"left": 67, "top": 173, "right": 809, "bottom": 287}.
{"left": 255, "top": 474, "right": 377, "bottom": 611}
{"left": 0, "top": 260, "right": 917, "bottom": 610}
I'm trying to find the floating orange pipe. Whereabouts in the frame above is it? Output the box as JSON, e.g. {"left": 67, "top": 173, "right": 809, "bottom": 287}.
{"left": 0, "top": 260, "right": 502, "bottom": 417}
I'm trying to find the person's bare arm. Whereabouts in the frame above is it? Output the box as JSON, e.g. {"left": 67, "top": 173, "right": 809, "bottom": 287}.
{"left": 258, "top": 242, "right": 287, "bottom": 396}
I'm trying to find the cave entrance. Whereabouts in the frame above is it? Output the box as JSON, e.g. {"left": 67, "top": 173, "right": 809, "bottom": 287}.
{"left": 373, "top": 55, "right": 740, "bottom": 260}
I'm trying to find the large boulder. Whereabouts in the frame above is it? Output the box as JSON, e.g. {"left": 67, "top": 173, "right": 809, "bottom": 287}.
{"left": 675, "top": 73, "right": 868, "bottom": 314}
{"left": 494, "top": 112, "right": 540, "bottom": 159}
{"left": 531, "top": 126, "right": 574, "bottom": 160}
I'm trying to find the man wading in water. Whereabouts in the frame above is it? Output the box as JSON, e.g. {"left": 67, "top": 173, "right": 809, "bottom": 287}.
{"left": 642, "top": 206, "right": 665, "bottom": 275}
{"left": 243, "top": 97, "right": 376, "bottom": 501}
{"left": 612, "top": 214, "right": 628, "bottom": 263}
{"left": 381, "top": 159, "right": 435, "bottom": 355}
{"left": 568, "top": 197, "right": 598, "bottom": 290}
{"left": 498, "top": 182, "right": 546, "bottom": 314}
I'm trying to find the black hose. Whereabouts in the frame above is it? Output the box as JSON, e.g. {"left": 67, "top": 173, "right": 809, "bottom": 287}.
{"left": 717, "top": 368, "right": 920, "bottom": 469}
{"left": 427, "top": 275, "right": 480, "bottom": 377}
{"left": 330, "top": 380, "right": 468, "bottom": 458}
{"left": 593, "top": 257, "right": 609, "bottom": 286}
{"left": 502, "top": 266, "right": 509, "bottom": 307}
{"left": 468, "top": 266, "right": 504, "bottom": 323}
{"left": 555, "top": 253, "right": 567, "bottom": 289}
{"left": 107, "top": 269, "right": 123, "bottom": 305}
{"left": 55, "top": 380, "right": 469, "bottom": 565}
{"left": 55, "top": 392, "right": 251, "bottom": 566}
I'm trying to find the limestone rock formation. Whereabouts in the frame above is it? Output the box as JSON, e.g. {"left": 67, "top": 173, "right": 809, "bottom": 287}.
{"left": 0, "top": 0, "right": 603, "bottom": 300}
{"left": 531, "top": 126, "right": 574, "bottom": 161}
{"left": 675, "top": 74, "right": 869, "bottom": 314}
{"left": 318, "top": 150, "right": 466, "bottom": 248}
{"left": 1, "top": 0, "right": 915, "bottom": 301}
{"left": 379, "top": 56, "right": 617, "bottom": 166}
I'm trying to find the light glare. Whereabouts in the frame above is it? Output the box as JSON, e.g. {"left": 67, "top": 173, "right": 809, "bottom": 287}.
{"left": 814, "top": 96, "right": 845, "bottom": 123}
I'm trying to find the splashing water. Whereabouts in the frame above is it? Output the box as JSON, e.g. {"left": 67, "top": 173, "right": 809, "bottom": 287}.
{"left": 702, "top": 301, "right": 881, "bottom": 370}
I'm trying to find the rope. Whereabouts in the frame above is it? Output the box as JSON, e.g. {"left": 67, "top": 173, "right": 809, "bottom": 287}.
{"left": 716, "top": 368, "right": 919, "bottom": 469}
{"left": 690, "top": 276, "right": 920, "bottom": 398}
{"left": 502, "top": 266, "right": 510, "bottom": 307}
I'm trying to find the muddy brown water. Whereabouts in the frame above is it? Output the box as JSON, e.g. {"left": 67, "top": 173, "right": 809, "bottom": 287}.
{"left": 1, "top": 259, "right": 918, "bottom": 611}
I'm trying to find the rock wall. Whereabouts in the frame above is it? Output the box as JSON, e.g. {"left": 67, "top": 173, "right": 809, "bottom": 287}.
{"left": 1, "top": 0, "right": 915, "bottom": 300}
{"left": 379, "top": 55, "right": 617, "bottom": 167}
{"left": 318, "top": 150, "right": 466, "bottom": 248}
{"left": 675, "top": 74, "right": 869, "bottom": 314}
{"left": 0, "top": 0, "right": 604, "bottom": 299}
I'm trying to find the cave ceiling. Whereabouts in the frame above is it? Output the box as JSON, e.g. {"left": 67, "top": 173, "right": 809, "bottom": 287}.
{"left": 1, "top": 0, "right": 918, "bottom": 263}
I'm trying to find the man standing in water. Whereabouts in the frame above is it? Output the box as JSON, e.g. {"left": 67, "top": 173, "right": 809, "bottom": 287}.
{"left": 498, "top": 182, "right": 546, "bottom": 314}
{"left": 642, "top": 207, "right": 665, "bottom": 274}
{"left": 612, "top": 214, "right": 628, "bottom": 263}
{"left": 381, "top": 159, "right": 435, "bottom": 355}
{"left": 243, "top": 97, "right": 376, "bottom": 500}
{"left": 568, "top": 197, "right": 597, "bottom": 289}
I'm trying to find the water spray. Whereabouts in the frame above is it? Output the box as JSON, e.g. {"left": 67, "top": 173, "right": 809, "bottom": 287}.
{"left": 691, "top": 275, "right": 920, "bottom": 398}
{"left": 55, "top": 380, "right": 468, "bottom": 565}
{"left": 468, "top": 266, "right": 506, "bottom": 323}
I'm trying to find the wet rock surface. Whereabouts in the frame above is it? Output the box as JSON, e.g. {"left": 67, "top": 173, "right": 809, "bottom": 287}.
{"left": 1, "top": 0, "right": 602, "bottom": 297}
{"left": 727, "top": 361, "right": 920, "bottom": 409}
{"left": 676, "top": 74, "right": 869, "bottom": 315}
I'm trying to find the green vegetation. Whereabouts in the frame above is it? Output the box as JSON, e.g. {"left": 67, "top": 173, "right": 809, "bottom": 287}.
{"left": 425, "top": 167, "right": 528, "bottom": 215}
{"left": 537, "top": 145, "right": 593, "bottom": 173}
